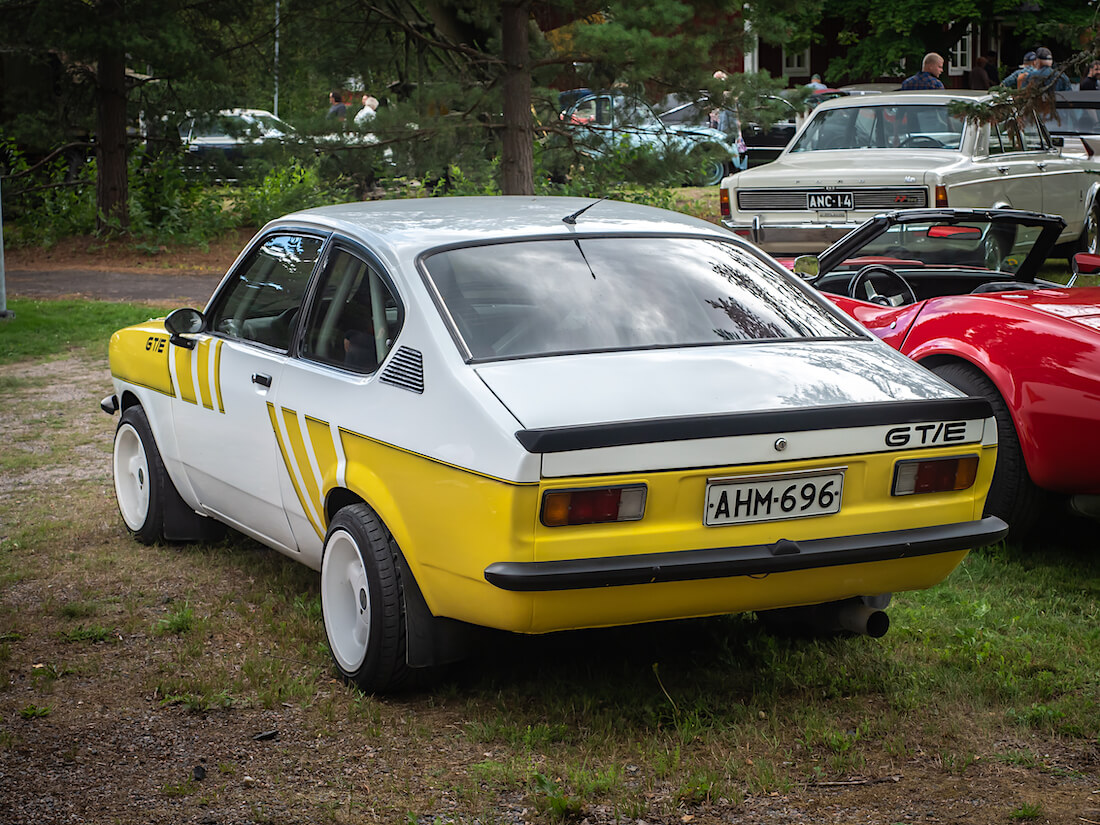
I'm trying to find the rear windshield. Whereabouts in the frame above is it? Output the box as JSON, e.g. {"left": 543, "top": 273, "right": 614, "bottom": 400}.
{"left": 422, "top": 236, "right": 857, "bottom": 360}
{"left": 791, "top": 104, "right": 966, "bottom": 152}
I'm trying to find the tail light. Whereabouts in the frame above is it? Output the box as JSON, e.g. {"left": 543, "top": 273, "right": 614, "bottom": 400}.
{"left": 935, "top": 185, "right": 949, "bottom": 207}
{"left": 541, "top": 485, "right": 647, "bottom": 527}
{"left": 720, "top": 188, "right": 731, "bottom": 219}
{"left": 892, "top": 455, "right": 978, "bottom": 496}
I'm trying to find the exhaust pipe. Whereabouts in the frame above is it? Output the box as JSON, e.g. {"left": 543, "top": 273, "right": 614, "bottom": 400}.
{"left": 835, "top": 601, "right": 890, "bottom": 638}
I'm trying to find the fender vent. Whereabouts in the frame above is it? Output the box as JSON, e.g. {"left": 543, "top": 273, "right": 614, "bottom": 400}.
{"left": 380, "top": 347, "right": 424, "bottom": 394}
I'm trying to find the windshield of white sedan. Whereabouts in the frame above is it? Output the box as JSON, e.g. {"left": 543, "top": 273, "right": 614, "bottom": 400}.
{"left": 791, "top": 104, "right": 965, "bottom": 152}
{"left": 424, "top": 237, "right": 856, "bottom": 360}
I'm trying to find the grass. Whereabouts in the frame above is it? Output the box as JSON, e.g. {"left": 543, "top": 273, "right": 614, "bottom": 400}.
{"left": 0, "top": 305, "right": 1096, "bottom": 822}
{"left": 0, "top": 299, "right": 172, "bottom": 364}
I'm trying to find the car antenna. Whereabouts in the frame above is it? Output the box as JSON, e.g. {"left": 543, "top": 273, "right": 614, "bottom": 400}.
{"left": 562, "top": 197, "right": 609, "bottom": 225}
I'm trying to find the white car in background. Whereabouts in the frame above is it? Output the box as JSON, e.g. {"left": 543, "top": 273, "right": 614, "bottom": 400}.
{"left": 720, "top": 91, "right": 1100, "bottom": 256}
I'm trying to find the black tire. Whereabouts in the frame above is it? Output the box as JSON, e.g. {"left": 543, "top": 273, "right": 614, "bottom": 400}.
{"left": 696, "top": 156, "right": 729, "bottom": 187}
{"left": 112, "top": 406, "right": 169, "bottom": 544}
{"left": 1080, "top": 199, "right": 1100, "bottom": 255}
{"left": 931, "top": 362, "right": 1046, "bottom": 534}
{"left": 320, "top": 503, "right": 409, "bottom": 694}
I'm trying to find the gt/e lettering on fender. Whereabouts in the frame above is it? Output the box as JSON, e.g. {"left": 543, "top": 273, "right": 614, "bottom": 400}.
{"left": 145, "top": 335, "right": 167, "bottom": 354}
{"left": 885, "top": 421, "right": 967, "bottom": 447}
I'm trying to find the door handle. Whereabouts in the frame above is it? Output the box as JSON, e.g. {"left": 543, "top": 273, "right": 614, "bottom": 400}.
{"left": 996, "top": 165, "right": 1009, "bottom": 174}
{"left": 1036, "top": 162, "right": 1047, "bottom": 170}
{"left": 252, "top": 373, "right": 272, "bottom": 388}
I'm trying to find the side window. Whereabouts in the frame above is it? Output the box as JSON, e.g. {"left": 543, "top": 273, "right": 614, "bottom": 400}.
{"left": 1019, "top": 116, "right": 1046, "bottom": 151}
{"left": 207, "top": 234, "right": 323, "bottom": 350}
{"left": 299, "top": 248, "right": 403, "bottom": 374}
{"left": 994, "top": 118, "right": 1025, "bottom": 153}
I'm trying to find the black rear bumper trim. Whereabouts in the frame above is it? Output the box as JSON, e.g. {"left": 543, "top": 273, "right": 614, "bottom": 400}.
{"left": 483, "top": 517, "right": 1007, "bottom": 592}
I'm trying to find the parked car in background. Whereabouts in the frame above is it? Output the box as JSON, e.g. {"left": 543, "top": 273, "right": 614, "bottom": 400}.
{"left": 560, "top": 91, "right": 746, "bottom": 185}
{"left": 103, "top": 196, "right": 1005, "bottom": 692}
{"left": 178, "top": 108, "right": 296, "bottom": 175}
{"left": 1044, "top": 90, "right": 1100, "bottom": 158}
{"left": 720, "top": 91, "right": 1100, "bottom": 256}
{"left": 787, "top": 207, "right": 1100, "bottom": 532}
{"left": 658, "top": 89, "right": 846, "bottom": 169}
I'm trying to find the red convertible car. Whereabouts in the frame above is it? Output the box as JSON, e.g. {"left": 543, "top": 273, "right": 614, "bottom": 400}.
{"left": 788, "top": 208, "right": 1100, "bottom": 533}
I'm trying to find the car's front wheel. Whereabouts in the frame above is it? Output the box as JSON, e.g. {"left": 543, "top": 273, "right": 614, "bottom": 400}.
{"left": 695, "top": 156, "right": 729, "bottom": 187}
{"left": 1081, "top": 198, "right": 1100, "bottom": 255}
{"left": 320, "top": 503, "right": 409, "bottom": 694}
{"left": 112, "top": 406, "right": 169, "bottom": 544}
{"left": 931, "top": 362, "right": 1045, "bottom": 534}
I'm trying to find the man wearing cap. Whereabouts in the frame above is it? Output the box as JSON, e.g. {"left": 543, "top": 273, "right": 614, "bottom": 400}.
{"left": 1029, "top": 47, "right": 1072, "bottom": 91}
{"left": 901, "top": 53, "right": 946, "bottom": 90}
{"left": 1001, "top": 51, "right": 1040, "bottom": 88}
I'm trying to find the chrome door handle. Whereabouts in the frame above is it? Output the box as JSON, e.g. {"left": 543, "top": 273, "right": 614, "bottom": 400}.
{"left": 252, "top": 373, "right": 272, "bottom": 388}
{"left": 996, "top": 165, "right": 1009, "bottom": 174}
{"left": 1036, "top": 161, "right": 1047, "bottom": 170}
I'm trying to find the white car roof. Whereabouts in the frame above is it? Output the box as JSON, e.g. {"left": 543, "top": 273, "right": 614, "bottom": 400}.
{"left": 812, "top": 90, "right": 992, "bottom": 112}
{"left": 268, "top": 196, "right": 730, "bottom": 259}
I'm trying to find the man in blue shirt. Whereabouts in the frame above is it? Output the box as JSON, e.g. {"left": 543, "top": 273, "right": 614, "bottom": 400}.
{"left": 1001, "top": 52, "right": 1039, "bottom": 88}
{"left": 901, "top": 53, "right": 946, "bottom": 90}
{"left": 1029, "top": 47, "right": 1072, "bottom": 91}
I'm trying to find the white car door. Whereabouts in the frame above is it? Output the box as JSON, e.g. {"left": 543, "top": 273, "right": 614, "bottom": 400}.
{"left": 266, "top": 242, "right": 406, "bottom": 561}
{"left": 171, "top": 232, "right": 325, "bottom": 552}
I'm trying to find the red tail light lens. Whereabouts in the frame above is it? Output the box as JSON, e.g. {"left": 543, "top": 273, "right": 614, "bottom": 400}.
{"left": 935, "top": 185, "right": 949, "bottom": 207}
{"left": 892, "top": 455, "right": 979, "bottom": 496}
{"left": 541, "top": 485, "right": 647, "bottom": 527}
{"left": 720, "top": 188, "right": 731, "bottom": 219}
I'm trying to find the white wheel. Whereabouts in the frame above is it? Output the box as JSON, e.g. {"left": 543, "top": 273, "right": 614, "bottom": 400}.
{"left": 114, "top": 423, "right": 151, "bottom": 532}
{"left": 320, "top": 504, "right": 408, "bottom": 693}
{"left": 112, "top": 406, "right": 167, "bottom": 544}
{"left": 321, "top": 528, "right": 373, "bottom": 673}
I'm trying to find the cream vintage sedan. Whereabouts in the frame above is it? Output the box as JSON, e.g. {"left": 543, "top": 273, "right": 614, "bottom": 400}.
{"left": 103, "top": 196, "right": 1006, "bottom": 693}
{"left": 720, "top": 91, "right": 1100, "bottom": 256}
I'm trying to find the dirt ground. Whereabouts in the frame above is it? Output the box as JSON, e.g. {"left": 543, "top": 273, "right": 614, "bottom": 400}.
{"left": 2, "top": 235, "right": 1099, "bottom": 824}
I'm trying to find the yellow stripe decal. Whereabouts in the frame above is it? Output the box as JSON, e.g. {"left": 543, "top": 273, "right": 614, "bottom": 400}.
{"left": 280, "top": 407, "right": 326, "bottom": 539}
{"left": 305, "top": 415, "right": 339, "bottom": 496}
{"left": 196, "top": 340, "right": 214, "bottom": 410}
{"left": 268, "top": 403, "right": 321, "bottom": 539}
{"left": 337, "top": 425, "right": 539, "bottom": 486}
{"left": 175, "top": 346, "right": 197, "bottom": 405}
{"left": 213, "top": 340, "right": 225, "bottom": 413}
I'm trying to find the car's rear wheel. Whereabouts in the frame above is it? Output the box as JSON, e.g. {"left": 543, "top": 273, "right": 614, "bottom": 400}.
{"left": 320, "top": 503, "right": 409, "bottom": 694}
{"left": 931, "top": 362, "right": 1045, "bottom": 534}
{"left": 112, "top": 406, "right": 168, "bottom": 544}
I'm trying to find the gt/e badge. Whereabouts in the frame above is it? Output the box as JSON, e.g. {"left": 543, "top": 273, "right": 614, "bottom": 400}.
{"left": 145, "top": 335, "right": 167, "bottom": 353}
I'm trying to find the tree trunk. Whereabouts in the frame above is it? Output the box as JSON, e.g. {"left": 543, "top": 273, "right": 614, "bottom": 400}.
{"left": 500, "top": 0, "right": 533, "bottom": 195}
{"left": 96, "top": 41, "right": 129, "bottom": 232}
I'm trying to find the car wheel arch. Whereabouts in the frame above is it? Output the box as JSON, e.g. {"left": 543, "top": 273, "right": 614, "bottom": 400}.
{"left": 916, "top": 352, "right": 1038, "bottom": 467}
{"left": 321, "top": 488, "right": 478, "bottom": 671}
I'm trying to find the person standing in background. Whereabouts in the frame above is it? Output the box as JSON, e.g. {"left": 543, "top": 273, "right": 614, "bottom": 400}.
{"left": 969, "top": 55, "right": 993, "bottom": 89}
{"left": 327, "top": 91, "right": 347, "bottom": 123}
{"left": 901, "top": 53, "right": 945, "bottom": 90}
{"left": 1081, "top": 61, "right": 1100, "bottom": 90}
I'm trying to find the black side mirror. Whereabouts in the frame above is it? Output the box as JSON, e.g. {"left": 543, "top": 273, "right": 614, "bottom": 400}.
{"left": 164, "top": 307, "right": 205, "bottom": 350}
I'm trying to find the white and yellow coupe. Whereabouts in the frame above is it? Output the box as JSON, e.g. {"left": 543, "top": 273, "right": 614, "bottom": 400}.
{"left": 103, "top": 196, "right": 1006, "bottom": 692}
